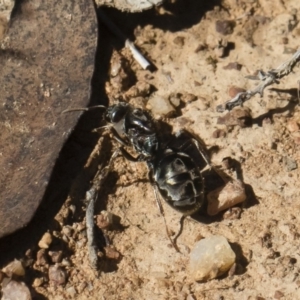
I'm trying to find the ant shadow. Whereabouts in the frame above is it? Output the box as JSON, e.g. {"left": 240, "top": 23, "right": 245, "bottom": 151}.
{"left": 215, "top": 242, "right": 248, "bottom": 279}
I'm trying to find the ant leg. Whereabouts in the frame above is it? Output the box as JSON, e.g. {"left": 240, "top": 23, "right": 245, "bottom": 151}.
{"left": 120, "top": 147, "right": 140, "bottom": 162}
{"left": 190, "top": 137, "right": 212, "bottom": 168}
{"left": 101, "top": 127, "right": 146, "bottom": 162}
{"left": 173, "top": 215, "right": 186, "bottom": 247}
{"left": 147, "top": 167, "right": 181, "bottom": 253}
{"left": 110, "top": 127, "right": 129, "bottom": 147}
{"left": 175, "top": 130, "right": 212, "bottom": 168}
{"left": 191, "top": 137, "right": 231, "bottom": 183}
{"left": 175, "top": 130, "right": 229, "bottom": 183}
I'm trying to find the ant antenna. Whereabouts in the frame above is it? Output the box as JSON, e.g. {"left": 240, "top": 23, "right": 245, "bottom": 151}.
{"left": 62, "top": 105, "right": 106, "bottom": 114}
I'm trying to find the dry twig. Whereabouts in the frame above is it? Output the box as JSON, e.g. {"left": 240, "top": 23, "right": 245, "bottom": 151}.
{"left": 217, "top": 48, "right": 300, "bottom": 112}
{"left": 86, "top": 150, "right": 119, "bottom": 270}
{"left": 98, "top": 9, "right": 151, "bottom": 70}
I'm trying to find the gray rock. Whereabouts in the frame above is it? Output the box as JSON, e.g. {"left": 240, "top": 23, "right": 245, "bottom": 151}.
{"left": 189, "top": 235, "right": 236, "bottom": 281}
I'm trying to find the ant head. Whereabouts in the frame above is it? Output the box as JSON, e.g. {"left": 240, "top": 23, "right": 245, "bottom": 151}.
{"left": 105, "top": 102, "right": 130, "bottom": 124}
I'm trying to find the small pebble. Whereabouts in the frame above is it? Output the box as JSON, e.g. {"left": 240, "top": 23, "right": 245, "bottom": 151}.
{"left": 38, "top": 232, "right": 52, "bottom": 249}
{"left": 96, "top": 210, "right": 114, "bottom": 229}
{"left": 186, "top": 294, "right": 196, "bottom": 300}
{"left": 223, "top": 207, "right": 242, "bottom": 220}
{"left": 32, "top": 277, "right": 44, "bottom": 287}
{"left": 207, "top": 180, "right": 246, "bottom": 216}
{"left": 69, "top": 204, "right": 76, "bottom": 215}
{"left": 76, "top": 238, "right": 87, "bottom": 248}
{"left": 215, "top": 20, "right": 235, "bottom": 35}
{"left": 169, "top": 93, "right": 181, "bottom": 107}
{"left": 77, "top": 282, "right": 87, "bottom": 293}
{"left": 180, "top": 93, "right": 197, "bottom": 104}
{"left": 283, "top": 46, "right": 296, "bottom": 54}
{"left": 76, "top": 222, "right": 86, "bottom": 231}
{"left": 125, "top": 81, "right": 151, "bottom": 99}
{"left": 217, "top": 107, "right": 252, "bottom": 128}
{"left": 281, "top": 37, "right": 289, "bottom": 44}
{"left": 62, "top": 225, "right": 73, "bottom": 237}
{"left": 1, "top": 280, "right": 31, "bottom": 300}
{"left": 206, "top": 34, "right": 218, "bottom": 49}
{"left": 25, "top": 249, "right": 33, "bottom": 258}
{"left": 104, "top": 246, "right": 121, "bottom": 260}
{"left": 283, "top": 156, "right": 297, "bottom": 171}
{"left": 173, "top": 36, "right": 185, "bottom": 47}
{"left": 212, "top": 129, "right": 226, "bottom": 138}
{"left": 147, "top": 95, "right": 175, "bottom": 118}
{"left": 291, "top": 131, "right": 300, "bottom": 144}
{"left": 214, "top": 47, "right": 225, "bottom": 58}
{"left": 286, "top": 119, "right": 299, "bottom": 132}
{"left": 228, "top": 86, "right": 246, "bottom": 98}
{"left": 48, "top": 264, "right": 67, "bottom": 286}
{"left": 87, "top": 281, "right": 94, "bottom": 291}
{"left": 3, "top": 260, "right": 25, "bottom": 277}
{"left": 110, "top": 57, "right": 122, "bottom": 77}
{"left": 274, "top": 290, "right": 284, "bottom": 299}
{"left": 228, "top": 262, "right": 236, "bottom": 277}
{"left": 66, "top": 286, "right": 76, "bottom": 296}
{"left": 0, "top": 270, "right": 6, "bottom": 283}
{"left": 189, "top": 235, "right": 236, "bottom": 281}
{"left": 48, "top": 250, "right": 63, "bottom": 263}
{"left": 223, "top": 62, "right": 242, "bottom": 70}
{"left": 61, "top": 258, "right": 72, "bottom": 267}
{"left": 36, "top": 249, "right": 48, "bottom": 266}
{"left": 194, "top": 43, "right": 206, "bottom": 53}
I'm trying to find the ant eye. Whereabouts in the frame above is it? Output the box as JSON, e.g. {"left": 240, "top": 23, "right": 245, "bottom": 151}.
{"left": 108, "top": 105, "right": 128, "bottom": 123}
{"left": 133, "top": 109, "right": 142, "bottom": 116}
{"left": 133, "top": 108, "right": 149, "bottom": 121}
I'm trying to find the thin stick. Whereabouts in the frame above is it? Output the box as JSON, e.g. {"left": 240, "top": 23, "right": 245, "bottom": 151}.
{"left": 125, "top": 39, "right": 151, "bottom": 70}
{"left": 98, "top": 9, "right": 151, "bottom": 70}
{"left": 86, "top": 150, "right": 119, "bottom": 270}
{"left": 217, "top": 48, "right": 300, "bottom": 112}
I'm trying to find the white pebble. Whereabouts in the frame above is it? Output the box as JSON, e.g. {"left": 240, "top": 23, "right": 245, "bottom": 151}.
{"left": 189, "top": 235, "right": 236, "bottom": 281}
{"left": 38, "top": 232, "right": 52, "bottom": 249}
{"left": 1, "top": 280, "right": 31, "bottom": 300}
{"left": 2, "top": 260, "right": 25, "bottom": 277}
{"left": 147, "top": 95, "right": 175, "bottom": 118}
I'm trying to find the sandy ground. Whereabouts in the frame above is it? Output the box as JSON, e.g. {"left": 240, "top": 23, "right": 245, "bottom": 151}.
{"left": 2, "top": 0, "right": 300, "bottom": 299}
